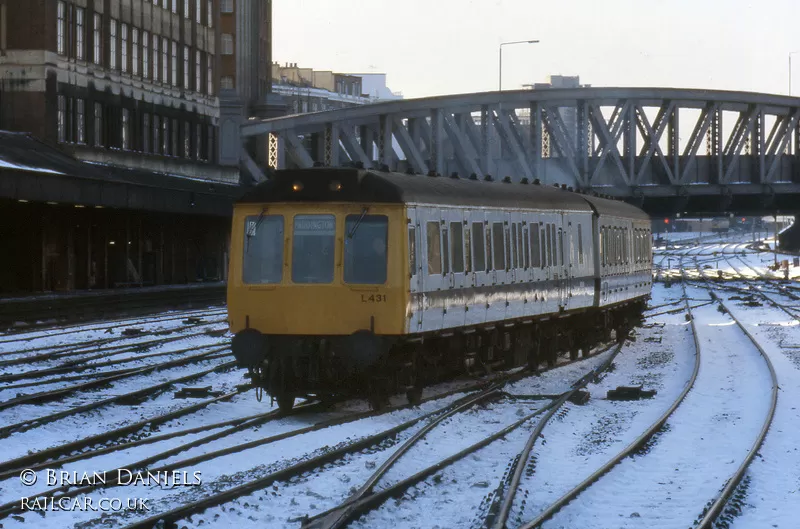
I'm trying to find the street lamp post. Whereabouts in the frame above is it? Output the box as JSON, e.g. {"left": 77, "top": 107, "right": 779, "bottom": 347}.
{"left": 499, "top": 40, "right": 539, "bottom": 91}
{"left": 789, "top": 51, "right": 800, "bottom": 95}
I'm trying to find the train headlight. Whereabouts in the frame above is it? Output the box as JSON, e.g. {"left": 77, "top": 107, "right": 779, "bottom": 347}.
{"left": 292, "top": 182, "right": 304, "bottom": 192}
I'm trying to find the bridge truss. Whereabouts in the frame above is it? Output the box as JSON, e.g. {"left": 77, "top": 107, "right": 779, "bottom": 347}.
{"left": 240, "top": 88, "right": 800, "bottom": 214}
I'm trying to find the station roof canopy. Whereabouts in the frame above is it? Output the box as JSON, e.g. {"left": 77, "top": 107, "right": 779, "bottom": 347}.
{"left": 0, "top": 131, "right": 241, "bottom": 216}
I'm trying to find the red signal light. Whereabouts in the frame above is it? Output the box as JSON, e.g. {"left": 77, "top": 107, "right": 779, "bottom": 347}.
{"left": 664, "top": 218, "right": 669, "bottom": 224}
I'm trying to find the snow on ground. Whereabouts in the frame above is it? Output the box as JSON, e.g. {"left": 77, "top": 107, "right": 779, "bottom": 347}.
{"left": 2, "top": 232, "right": 800, "bottom": 528}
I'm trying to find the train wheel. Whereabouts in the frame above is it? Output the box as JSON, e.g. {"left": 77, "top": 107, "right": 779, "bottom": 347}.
{"left": 275, "top": 393, "right": 295, "bottom": 414}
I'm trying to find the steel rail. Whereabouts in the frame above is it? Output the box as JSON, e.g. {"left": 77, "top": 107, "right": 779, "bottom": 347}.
{"left": 517, "top": 282, "right": 701, "bottom": 528}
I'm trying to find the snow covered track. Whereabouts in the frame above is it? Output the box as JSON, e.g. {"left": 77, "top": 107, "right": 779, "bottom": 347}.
{"left": 516, "top": 283, "right": 702, "bottom": 528}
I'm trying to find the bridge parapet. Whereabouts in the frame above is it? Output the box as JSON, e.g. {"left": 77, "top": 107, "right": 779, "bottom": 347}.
{"left": 240, "top": 87, "right": 800, "bottom": 214}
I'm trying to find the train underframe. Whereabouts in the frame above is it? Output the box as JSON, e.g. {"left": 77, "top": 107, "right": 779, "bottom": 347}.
{"left": 234, "top": 300, "right": 647, "bottom": 412}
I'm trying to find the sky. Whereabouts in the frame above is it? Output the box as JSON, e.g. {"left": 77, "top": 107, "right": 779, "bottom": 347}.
{"left": 273, "top": 0, "right": 800, "bottom": 100}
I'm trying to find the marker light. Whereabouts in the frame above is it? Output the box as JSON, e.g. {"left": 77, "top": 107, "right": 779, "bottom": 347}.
{"left": 329, "top": 181, "right": 342, "bottom": 192}
{"left": 292, "top": 182, "right": 304, "bottom": 192}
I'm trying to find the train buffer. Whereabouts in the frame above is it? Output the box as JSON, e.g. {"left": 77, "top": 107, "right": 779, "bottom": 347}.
{"left": 607, "top": 385, "right": 657, "bottom": 401}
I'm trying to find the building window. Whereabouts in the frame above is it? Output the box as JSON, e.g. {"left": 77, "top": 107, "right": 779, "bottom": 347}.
{"left": 109, "top": 20, "right": 117, "bottom": 69}
{"left": 162, "top": 119, "right": 169, "bottom": 155}
{"left": 143, "top": 113, "right": 150, "bottom": 153}
{"left": 121, "top": 108, "right": 130, "bottom": 149}
{"left": 57, "top": 1, "right": 66, "bottom": 55}
{"left": 184, "top": 121, "right": 191, "bottom": 157}
{"left": 121, "top": 23, "right": 128, "bottom": 72}
{"left": 162, "top": 37, "right": 169, "bottom": 83}
{"left": 221, "top": 0, "right": 233, "bottom": 12}
{"left": 171, "top": 41, "right": 178, "bottom": 86}
{"left": 195, "top": 50, "right": 202, "bottom": 92}
{"left": 76, "top": 99, "right": 86, "bottom": 144}
{"left": 221, "top": 76, "right": 234, "bottom": 90}
{"left": 142, "top": 31, "right": 149, "bottom": 79}
{"left": 221, "top": 34, "right": 233, "bottom": 55}
{"left": 171, "top": 118, "right": 179, "bottom": 156}
{"left": 57, "top": 95, "right": 66, "bottom": 142}
{"left": 153, "top": 115, "right": 161, "bottom": 154}
{"left": 196, "top": 0, "right": 202, "bottom": 23}
{"left": 132, "top": 28, "right": 139, "bottom": 75}
{"left": 94, "top": 103, "right": 103, "bottom": 147}
{"left": 153, "top": 36, "right": 160, "bottom": 82}
{"left": 76, "top": 8, "right": 85, "bottom": 60}
{"left": 207, "top": 61, "right": 214, "bottom": 95}
{"left": 184, "top": 45, "right": 190, "bottom": 89}
{"left": 207, "top": 0, "right": 213, "bottom": 26}
{"left": 184, "top": 0, "right": 190, "bottom": 18}
{"left": 93, "top": 14, "right": 102, "bottom": 64}
{"left": 195, "top": 123, "right": 202, "bottom": 159}
{"left": 172, "top": 0, "right": 177, "bottom": 13}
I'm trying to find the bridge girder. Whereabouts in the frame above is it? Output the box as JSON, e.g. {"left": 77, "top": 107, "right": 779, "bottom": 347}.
{"left": 238, "top": 87, "right": 800, "bottom": 213}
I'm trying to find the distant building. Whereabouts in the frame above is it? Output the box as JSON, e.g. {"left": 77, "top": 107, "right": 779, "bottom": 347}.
{"left": 0, "top": 0, "right": 229, "bottom": 182}
{"left": 522, "top": 75, "right": 590, "bottom": 158}
{"left": 348, "top": 73, "right": 403, "bottom": 101}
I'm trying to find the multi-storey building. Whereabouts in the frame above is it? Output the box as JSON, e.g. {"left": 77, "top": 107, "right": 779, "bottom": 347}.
{"left": 0, "top": 0, "right": 231, "bottom": 182}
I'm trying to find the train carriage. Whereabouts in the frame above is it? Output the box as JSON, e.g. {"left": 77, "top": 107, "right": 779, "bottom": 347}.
{"left": 228, "top": 168, "right": 652, "bottom": 410}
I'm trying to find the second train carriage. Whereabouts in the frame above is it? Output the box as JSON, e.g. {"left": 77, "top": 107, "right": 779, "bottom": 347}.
{"left": 228, "top": 168, "right": 652, "bottom": 410}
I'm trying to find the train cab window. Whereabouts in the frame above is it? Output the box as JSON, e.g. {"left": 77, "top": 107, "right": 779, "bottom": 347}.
{"left": 442, "top": 225, "right": 450, "bottom": 274}
{"left": 450, "top": 222, "right": 464, "bottom": 273}
{"left": 243, "top": 215, "right": 284, "bottom": 284}
{"left": 292, "top": 214, "right": 336, "bottom": 284}
{"left": 530, "top": 222, "right": 541, "bottom": 268}
{"left": 464, "top": 223, "right": 472, "bottom": 273}
{"left": 492, "top": 222, "right": 505, "bottom": 270}
{"left": 471, "top": 222, "right": 485, "bottom": 272}
{"left": 577, "top": 224, "right": 584, "bottom": 265}
{"left": 408, "top": 225, "right": 417, "bottom": 276}
{"left": 426, "top": 221, "right": 442, "bottom": 275}
{"left": 344, "top": 215, "right": 388, "bottom": 285}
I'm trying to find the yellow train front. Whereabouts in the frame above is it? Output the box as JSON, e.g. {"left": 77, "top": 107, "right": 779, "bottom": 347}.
{"left": 228, "top": 169, "right": 411, "bottom": 411}
{"left": 228, "top": 167, "right": 652, "bottom": 411}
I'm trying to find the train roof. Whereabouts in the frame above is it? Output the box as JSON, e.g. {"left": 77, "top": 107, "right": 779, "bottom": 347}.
{"left": 237, "top": 168, "right": 649, "bottom": 220}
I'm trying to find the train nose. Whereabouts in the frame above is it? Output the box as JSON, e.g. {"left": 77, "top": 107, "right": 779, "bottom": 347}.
{"left": 231, "top": 329, "right": 269, "bottom": 369}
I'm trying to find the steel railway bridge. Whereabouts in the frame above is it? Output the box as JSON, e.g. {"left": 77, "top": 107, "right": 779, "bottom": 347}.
{"left": 228, "top": 87, "right": 800, "bottom": 215}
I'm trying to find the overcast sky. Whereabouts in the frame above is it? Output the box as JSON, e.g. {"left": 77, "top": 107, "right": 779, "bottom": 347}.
{"left": 273, "top": 0, "right": 800, "bottom": 99}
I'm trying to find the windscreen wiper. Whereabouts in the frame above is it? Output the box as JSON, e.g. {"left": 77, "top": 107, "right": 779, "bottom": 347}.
{"left": 347, "top": 207, "right": 369, "bottom": 239}
{"left": 246, "top": 208, "right": 268, "bottom": 252}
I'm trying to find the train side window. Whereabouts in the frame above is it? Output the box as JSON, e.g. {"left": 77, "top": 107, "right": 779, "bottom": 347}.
{"left": 464, "top": 223, "right": 472, "bottom": 273}
{"left": 511, "top": 223, "right": 518, "bottom": 269}
{"left": 442, "top": 224, "right": 450, "bottom": 274}
{"left": 243, "top": 215, "right": 284, "bottom": 284}
{"left": 522, "top": 224, "right": 529, "bottom": 269}
{"left": 426, "top": 221, "right": 442, "bottom": 275}
{"left": 545, "top": 224, "right": 552, "bottom": 268}
{"left": 492, "top": 222, "right": 505, "bottom": 271}
{"left": 558, "top": 228, "right": 564, "bottom": 267}
{"left": 344, "top": 214, "right": 388, "bottom": 285}
{"left": 516, "top": 223, "right": 524, "bottom": 269}
{"left": 292, "top": 214, "right": 336, "bottom": 284}
{"left": 577, "top": 224, "right": 584, "bottom": 265}
{"left": 408, "top": 225, "right": 417, "bottom": 275}
{"left": 601, "top": 227, "right": 607, "bottom": 267}
{"left": 471, "top": 222, "right": 485, "bottom": 272}
{"left": 530, "top": 223, "right": 541, "bottom": 268}
{"left": 485, "top": 223, "right": 493, "bottom": 272}
{"left": 450, "top": 222, "right": 464, "bottom": 273}
{"left": 541, "top": 225, "right": 547, "bottom": 269}
{"left": 504, "top": 224, "right": 511, "bottom": 271}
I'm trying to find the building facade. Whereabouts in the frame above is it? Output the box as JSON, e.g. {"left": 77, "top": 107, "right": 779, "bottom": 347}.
{"left": 0, "top": 0, "right": 232, "bottom": 182}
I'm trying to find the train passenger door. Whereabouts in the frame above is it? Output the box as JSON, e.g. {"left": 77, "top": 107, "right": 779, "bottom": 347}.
{"left": 443, "top": 209, "right": 467, "bottom": 290}
{"left": 407, "top": 208, "right": 423, "bottom": 332}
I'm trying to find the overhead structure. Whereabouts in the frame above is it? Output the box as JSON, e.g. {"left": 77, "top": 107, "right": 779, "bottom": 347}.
{"left": 238, "top": 87, "right": 800, "bottom": 214}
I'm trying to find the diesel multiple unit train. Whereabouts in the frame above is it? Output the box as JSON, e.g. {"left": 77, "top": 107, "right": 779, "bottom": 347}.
{"left": 228, "top": 168, "right": 652, "bottom": 411}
